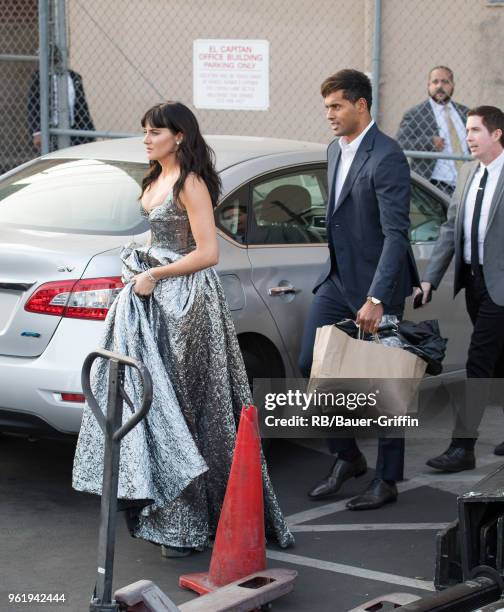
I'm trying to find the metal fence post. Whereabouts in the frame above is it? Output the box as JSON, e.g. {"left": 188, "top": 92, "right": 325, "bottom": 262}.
{"left": 55, "top": 0, "right": 71, "bottom": 149}
{"left": 371, "top": 0, "right": 382, "bottom": 124}
{"left": 38, "top": 0, "right": 50, "bottom": 155}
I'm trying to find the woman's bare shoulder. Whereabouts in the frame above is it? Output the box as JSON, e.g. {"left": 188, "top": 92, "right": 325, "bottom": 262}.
{"left": 182, "top": 173, "right": 210, "bottom": 201}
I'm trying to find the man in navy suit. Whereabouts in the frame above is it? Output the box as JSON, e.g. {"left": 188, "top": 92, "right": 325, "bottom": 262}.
{"left": 299, "top": 69, "right": 420, "bottom": 510}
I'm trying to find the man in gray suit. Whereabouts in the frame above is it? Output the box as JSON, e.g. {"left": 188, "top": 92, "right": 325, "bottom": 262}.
{"left": 416, "top": 106, "right": 504, "bottom": 471}
{"left": 397, "top": 66, "right": 469, "bottom": 195}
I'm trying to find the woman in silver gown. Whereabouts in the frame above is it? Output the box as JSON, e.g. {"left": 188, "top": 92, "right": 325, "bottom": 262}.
{"left": 72, "top": 101, "right": 294, "bottom": 554}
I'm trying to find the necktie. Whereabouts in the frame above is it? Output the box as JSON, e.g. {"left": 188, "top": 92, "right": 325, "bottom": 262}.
{"left": 470, "top": 168, "right": 489, "bottom": 275}
{"left": 444, "top": 105, "right": 463, "bottom": 172}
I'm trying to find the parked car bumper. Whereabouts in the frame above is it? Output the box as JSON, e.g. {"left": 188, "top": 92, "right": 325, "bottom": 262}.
{"left": 0, "top": 318, "right": 102, "bottom": 435}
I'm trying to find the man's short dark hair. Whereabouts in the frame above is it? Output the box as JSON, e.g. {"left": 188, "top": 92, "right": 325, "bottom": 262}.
{"left": 320, "top": 69, "right": 372, "bottom": 111}
{"left": 429, "top": 66, "right": 454, "bottom": 81}
{"left": 468, "top": 105, "right": 504, "bottom": 146}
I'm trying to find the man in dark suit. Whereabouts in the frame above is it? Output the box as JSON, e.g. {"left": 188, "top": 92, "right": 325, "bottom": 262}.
{"left": 27, "top": 46, "right": 95, "bottom": 151}
{"left": 396, "top": 66, "right": 469, "bottom": 196}
{"left": 416, "top": 106, "right": 504, "bottom": 470}
{"left": 299, "top": 69, "right": 420, "bottom": 510}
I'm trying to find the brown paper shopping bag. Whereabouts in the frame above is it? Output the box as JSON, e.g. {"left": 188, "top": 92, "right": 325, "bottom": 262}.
{"left": 308, "top": 325, "right": 427, "bottom": 415}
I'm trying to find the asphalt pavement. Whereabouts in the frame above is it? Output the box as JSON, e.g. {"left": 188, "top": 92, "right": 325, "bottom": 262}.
{"left": 2, "top": 407, "right": 504, "bottom": 612}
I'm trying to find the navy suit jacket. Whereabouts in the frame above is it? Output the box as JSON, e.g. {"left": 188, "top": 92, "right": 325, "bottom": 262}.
{"left": 315, "top": 123, "right": 420, "bottom": 311}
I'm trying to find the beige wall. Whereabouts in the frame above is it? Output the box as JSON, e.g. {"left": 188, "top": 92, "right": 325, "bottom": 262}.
{"left": 67, "top": 0, "right": 370, "bottom": 144}
{"left": 380, "top": 0, "right": 504, "bottom": 137}
{"left": 67, "top": 0, "right": 504, "bottom": 145}
{"left": 1, "top": 0, "right": 39, "bottom": 171}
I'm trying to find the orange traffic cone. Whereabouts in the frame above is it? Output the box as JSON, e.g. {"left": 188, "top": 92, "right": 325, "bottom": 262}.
{"left": 179, "top": 404, "right": 266, "bottom": 595}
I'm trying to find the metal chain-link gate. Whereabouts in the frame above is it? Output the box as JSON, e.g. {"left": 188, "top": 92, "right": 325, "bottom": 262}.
{"left": 2, "top": 0, "right": 504, "bottom": 176}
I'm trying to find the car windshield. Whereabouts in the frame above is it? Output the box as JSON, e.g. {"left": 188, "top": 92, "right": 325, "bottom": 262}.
{"left": 0, "top": 158, "right": 148, "bottom": 234}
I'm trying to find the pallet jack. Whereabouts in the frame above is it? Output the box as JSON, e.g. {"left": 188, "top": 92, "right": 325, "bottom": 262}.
{"left": 82, "top": 349, "right": 296, "bottom": 612}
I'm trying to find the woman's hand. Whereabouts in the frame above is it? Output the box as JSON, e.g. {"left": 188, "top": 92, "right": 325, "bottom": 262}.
{"left": 131, "top": 271, "right": 156, "bottom": 296}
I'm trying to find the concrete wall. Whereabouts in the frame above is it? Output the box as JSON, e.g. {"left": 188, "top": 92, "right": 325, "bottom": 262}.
{"left": 380, "top": 0, "right": 504, "bottom": 137}
{"left": 0, "top": 0, "right": 39, "bottom": 171}
{"left": 62, "top": 0, "right": 504, "bottom": 145}
{"left": 67, "top": 0, "right": 371, "bottom": 144}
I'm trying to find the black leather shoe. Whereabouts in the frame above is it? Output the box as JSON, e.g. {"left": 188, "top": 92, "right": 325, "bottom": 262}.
{"left": 346, "top": 478, "right": 398, "bottom": 510}
{"left": 308, "top": 454, "right": 367, "bottom": 500}
{"left": 426, "top": 446, "right": 475, "bottom": 472}
{"left": 494, "top": 442, "right": 504, "bottom": 456}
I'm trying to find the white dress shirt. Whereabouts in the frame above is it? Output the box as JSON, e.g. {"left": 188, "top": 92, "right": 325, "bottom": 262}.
{"left": 334, "top": 120, "right": 375, "bottom": 210}
{"left": 52, "top": 73, "right": 76, "bottom": 127}
{"left": 463, "top": 150, "right": 504, "bottom": 264}
{"left": 429, "top": 98, "right": 469, "bottom": 186}
{"left": 34, "top": 74, "right": 76, "bottom": 137}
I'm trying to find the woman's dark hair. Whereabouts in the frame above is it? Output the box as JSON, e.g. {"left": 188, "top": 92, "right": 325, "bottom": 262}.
{"left": 320, "top": 69, "right": 372, "bottom": 111}
{"left": 468, "top": 105, "right": 504, "bottom": 147}
{"left": 140, "top": 101, "right": 222, "bottom": 207}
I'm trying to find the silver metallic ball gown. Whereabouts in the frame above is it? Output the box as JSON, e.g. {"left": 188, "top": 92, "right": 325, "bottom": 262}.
{"left": 72, "top": 191, "right": 294, "bottom": 549}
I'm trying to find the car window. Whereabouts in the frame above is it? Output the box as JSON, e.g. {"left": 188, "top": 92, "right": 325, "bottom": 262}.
{"left": 215, "top": 186, "right": 248, "bottom": 244}
{"left": 0, "top": 159, "right": 148, "bottom": 234}
{"left": 248, "top": 168, "right": 327, "bottom": 245}
{"left": 409, "top": 182, "right": 446, "bottom": 243}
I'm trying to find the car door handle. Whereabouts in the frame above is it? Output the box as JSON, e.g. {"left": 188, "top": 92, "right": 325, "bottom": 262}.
{"left": 268, "top": 285, "right": 297, "bottom": 296}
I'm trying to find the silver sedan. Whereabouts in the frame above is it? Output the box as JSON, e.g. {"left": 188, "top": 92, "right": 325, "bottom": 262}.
{"left": 0, "top": 136, "right": 470, "bottom": 436}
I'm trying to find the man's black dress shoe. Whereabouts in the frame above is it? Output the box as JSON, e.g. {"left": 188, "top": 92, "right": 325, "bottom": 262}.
{"left": 346, "top": 478, "right": 398, "bottom": 510}
{"left": 494, "top": 441, "right": 504, "bottom": 456}
{"left": 308, "top": 454, "right": 367, "bottom": 500}
{"left": 426, "top": 446, "right": 475, "bottom": 472}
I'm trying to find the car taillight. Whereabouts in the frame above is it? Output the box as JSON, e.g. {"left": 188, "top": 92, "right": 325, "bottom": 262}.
{"left": 25, "top": 277, "right": 124, "bottom": 320}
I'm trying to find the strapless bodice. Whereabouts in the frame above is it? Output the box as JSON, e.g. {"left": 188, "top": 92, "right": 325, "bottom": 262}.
{"left": 141, "top": 192, "right": 196, "bottom": 255}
